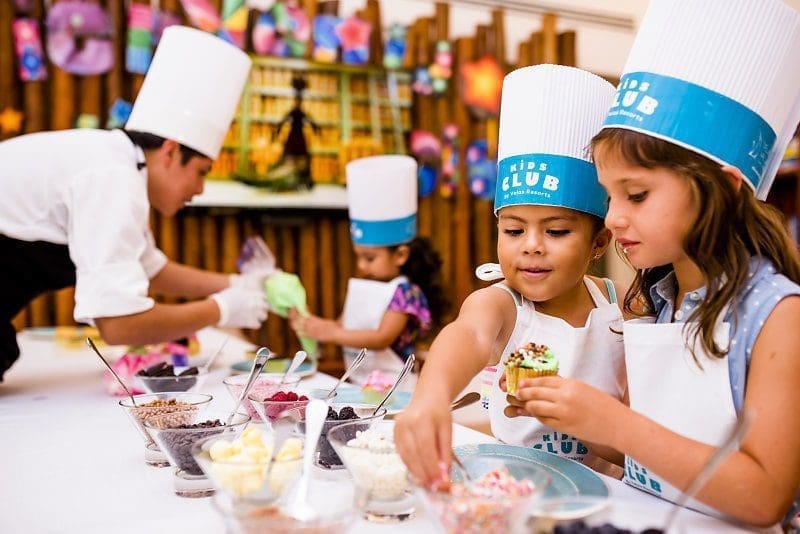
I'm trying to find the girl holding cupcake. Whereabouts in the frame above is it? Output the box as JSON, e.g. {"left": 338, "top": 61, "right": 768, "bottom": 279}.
{"left": 514, "top": 0, "right": 800, "bottom": 526}
{"left": 291, "top": 156, "right": 446, "bottom": 387}
{"left": 395, "top": 64, "right": 628, "bottom": 483}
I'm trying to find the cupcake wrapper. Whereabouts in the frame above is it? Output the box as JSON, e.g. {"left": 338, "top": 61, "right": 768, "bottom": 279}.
{"left": 505, "top": 366, "right": 520, "bottom": 396}
{"left": 518, "top": 367, "right": 558, "bottom": 380}
{"left": 507, "top": 366, "right": 558, "bottom": 397}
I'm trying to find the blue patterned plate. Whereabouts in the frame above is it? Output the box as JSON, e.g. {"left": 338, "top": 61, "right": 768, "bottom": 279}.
{"left": 230, "top": 358, "right": 316, "bottom": 378}
{"left": 332, "top": 387, "right": 412, "bottom": 415}
{"left": 453, "top": 443, "right": 609, "bottom": 514}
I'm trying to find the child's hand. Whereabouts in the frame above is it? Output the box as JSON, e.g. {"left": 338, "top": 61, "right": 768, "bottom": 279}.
{"left": 394, "top": 393, "right": 453, "bottom": 488}
{"left": 291, "top": 310, "right": 339, "bottom": 342}
{"left": 510, "top": 376, "right": 625, "bottom": 446}
{"left": 288, "top": 308, "right": 303, "bottom": 330}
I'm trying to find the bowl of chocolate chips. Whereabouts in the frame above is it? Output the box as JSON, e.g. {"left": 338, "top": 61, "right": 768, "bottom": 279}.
{"left": 136, "top": 361, "right": 208, "bottom": 393}
{"left": 144, "top": 410, "right": 250, "bottom": 476}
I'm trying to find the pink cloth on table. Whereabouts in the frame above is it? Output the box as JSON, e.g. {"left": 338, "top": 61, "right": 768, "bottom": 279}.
{"left": 103, "top": 352, "right": 165, "bottom": 396}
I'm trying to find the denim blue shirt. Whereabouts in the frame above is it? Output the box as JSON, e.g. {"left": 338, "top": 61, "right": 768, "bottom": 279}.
{"left": 650, "top": 257, "right": 800, "bottom": 412}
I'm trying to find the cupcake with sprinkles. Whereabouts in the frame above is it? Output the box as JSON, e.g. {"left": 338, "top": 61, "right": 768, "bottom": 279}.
{"left": 504, "top": 343, "right": 559, "bottom": 397}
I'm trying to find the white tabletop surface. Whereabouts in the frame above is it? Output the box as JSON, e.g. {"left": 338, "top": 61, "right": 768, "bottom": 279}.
{"left": 188, "top": 181, "right": 347, "bottom": 209}
{"left": 0, "top": 328, "right": 768, "bottom": 534}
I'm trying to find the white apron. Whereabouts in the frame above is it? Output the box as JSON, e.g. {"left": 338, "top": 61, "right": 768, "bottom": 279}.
{"left": 622, "top": 312, "right": 736, "bottom": 517}
{"left": 341, "top": 275, "right": 413, "bottom": 388}
{"left": 486, "top": 276, "right": 626, "bottom": 463}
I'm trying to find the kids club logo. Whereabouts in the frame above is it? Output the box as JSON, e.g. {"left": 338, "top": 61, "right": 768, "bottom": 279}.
{"left": 607, "top": 76, "right": 659, "bottom": 123}
{"left": 500, "top": 157, "right": 560, "bottom": 198}
{"left": 349, "top": 222, "right": 363, "bottom": 240}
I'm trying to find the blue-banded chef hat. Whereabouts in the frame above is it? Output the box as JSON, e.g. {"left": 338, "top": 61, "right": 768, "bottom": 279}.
{"left": 602, "top": 0, "right": 800, "bottom": 200}
{"left": 347, "top": 155, "right": 418, "bottom": 246}
{"left": 494, "top": 64, "right": 616, "bottom": 218}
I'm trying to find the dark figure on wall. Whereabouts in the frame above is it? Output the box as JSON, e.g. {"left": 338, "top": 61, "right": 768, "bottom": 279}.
{"left": 268, "top": 76, "right": 320, "bottom": 191}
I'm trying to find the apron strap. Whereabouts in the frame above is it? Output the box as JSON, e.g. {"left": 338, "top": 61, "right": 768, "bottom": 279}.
{"left": 584, "top": 276, "right": 615, "bottom": 306}
{"left": 492, "top": 282, "right": 522, "bottom": 307}
{"left": 389, "top": 275, "right": 409, "bottom": 286}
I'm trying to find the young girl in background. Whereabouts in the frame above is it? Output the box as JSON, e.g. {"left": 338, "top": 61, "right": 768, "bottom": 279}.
{"left": 394, "top": 64, "right": 627, "bottom": 484}
{"left": 291, "top": 155, "right": 446, "bottom": 384}
{"left": 514, "top": 0, "right": 800, "bottom": 526}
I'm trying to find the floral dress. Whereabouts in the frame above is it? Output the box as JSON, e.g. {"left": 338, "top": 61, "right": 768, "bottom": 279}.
{"left": 387, "top": 281, "right": 432, "bottom": 361}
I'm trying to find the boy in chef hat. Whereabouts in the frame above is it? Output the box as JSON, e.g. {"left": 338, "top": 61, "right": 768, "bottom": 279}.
{"left": 395, "top": 64, "right": 627, "bottom": 483}
{"left": 0, "top": 27, "right": 269, "bottom": 380}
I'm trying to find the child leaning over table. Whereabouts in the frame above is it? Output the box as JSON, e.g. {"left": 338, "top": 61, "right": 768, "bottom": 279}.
{"left": 394, "top": 64, "right": 628, "bottom": 485}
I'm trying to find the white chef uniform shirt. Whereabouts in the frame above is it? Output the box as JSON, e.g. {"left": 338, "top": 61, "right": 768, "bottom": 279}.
{"left": 0, "top": 129, "right": 168, "bottom": 323}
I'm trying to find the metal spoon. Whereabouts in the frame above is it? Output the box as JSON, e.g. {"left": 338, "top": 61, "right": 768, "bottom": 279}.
{"left": 284, "top": 398, "right": 327, "bottom": 522}
{"left": 663, "top": 409, "right": 754, "bottom": 531}
{"left": 451, "top": 453, "right": 474, "bottom": 483}
{"left": 87, "top": 337, "right": 137, "bottom": 407}
{"left": 278, "top": 350, "right": 306, "bottom": 387}
{"left": 450, "top": 391, "right": 481, "bottom": 412}
{"left": 227, "top": 347, "right": 271, "bottom": 425}
{"left": 373, "top": 353, "right": 416, "bottom": 416}
{"left": 265, "top": 408, "right": 301, "bottom": 481}
{"left": 385, "top": 391, "right": 481, "bottom": 421}
{"left": 325, "top": 347, "right": 367, "bottom": 399}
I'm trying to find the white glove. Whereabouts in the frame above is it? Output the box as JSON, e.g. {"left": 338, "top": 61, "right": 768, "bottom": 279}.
{"left": 209, "top": 286, "right": 269, "bottom": 329}
{"left": 229, "top": 271, "right": 273, "bottom": 292}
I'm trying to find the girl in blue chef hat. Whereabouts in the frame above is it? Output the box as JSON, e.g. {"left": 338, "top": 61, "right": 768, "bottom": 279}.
{"left": 513, "top": 0, "right": 800, "bottom": 525}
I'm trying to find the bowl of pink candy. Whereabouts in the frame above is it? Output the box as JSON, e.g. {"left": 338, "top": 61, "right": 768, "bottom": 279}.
{"left": 223, "top": 373, "right": 302, "bottom": 419}
{"left": 248, "top": 388, "right": 334, "bottom": 424}
{"left": 416, "top": 454, "right": 551, "bottom": 534}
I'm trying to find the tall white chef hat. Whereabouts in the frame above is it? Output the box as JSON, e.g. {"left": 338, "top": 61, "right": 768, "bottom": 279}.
{"left": 125, "top": 26, "right": 252, "bottom": 159}
{"left": 602, "top": 0, "right": 800, "bottom": 199}
{"left": 347, "top": 155, "right": 418, "bottom": 247}
{"left": 495, "top": 64, "right": 616, "bottom": 218}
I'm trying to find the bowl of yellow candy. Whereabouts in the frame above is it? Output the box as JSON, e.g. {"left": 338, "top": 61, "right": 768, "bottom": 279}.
{"left": 191, "top": 425, "right": 304, "bottom": 503}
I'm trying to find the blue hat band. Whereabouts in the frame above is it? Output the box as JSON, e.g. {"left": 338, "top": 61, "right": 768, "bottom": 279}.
{"left": 603, "top": 71, "right": 776, "bottom": 191}
{"left": 350, "top": 214, "right": 417, "bottom": 246}
{"left": 494, "top": 153, "right": 606, "bottom": 218}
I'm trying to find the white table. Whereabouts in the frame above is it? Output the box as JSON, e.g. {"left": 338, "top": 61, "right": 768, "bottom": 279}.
{"left": 0, "top": 328, "right": 766, "bottom": 534}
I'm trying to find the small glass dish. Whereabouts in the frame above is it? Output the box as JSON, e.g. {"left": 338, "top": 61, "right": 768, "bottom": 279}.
{"left": 297, "top": 403, "right": 387, "bottom": 470}
{"left": 415, "top": 455, "right": 551, "bottom": 534}
{"left": 118, "top": 392, "right": 212, "bottom": 467}
{"left": 136, "top": 368, "right": 209, "bottom": 393}
{"left": 192, "top": 428, "right": 304, "bottom": 503}
{"left": 223, "top": 373, "right": 302, "bottom": 419}
{"left": 248, "top": 387, "right": 335, "bottom": 425}
{"left": 328, "top": 419, "right": 414, "bottom": 523}
{"left": 144, "top": 410, "right": 250, "bottom": 497}
{"left": 211, "top": 475, "right": 365, "bottom": 534}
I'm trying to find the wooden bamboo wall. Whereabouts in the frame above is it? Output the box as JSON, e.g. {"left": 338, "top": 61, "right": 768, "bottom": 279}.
{"left": 3, "top": 1, "right": 576, "bottom": 375}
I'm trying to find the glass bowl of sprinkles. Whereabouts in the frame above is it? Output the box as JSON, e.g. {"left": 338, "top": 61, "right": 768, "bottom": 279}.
{"left": 416, "top": 454, "right": 551, "bottom": 534}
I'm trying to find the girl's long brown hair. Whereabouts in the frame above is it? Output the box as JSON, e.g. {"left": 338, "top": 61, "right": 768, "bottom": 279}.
{"left": 592, "top": 128, "right": 800, "bottom": 358}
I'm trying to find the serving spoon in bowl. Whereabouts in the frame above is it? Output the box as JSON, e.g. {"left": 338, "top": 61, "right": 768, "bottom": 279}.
{"left": 87, "top": 337, "right": 137, "bottom": 407}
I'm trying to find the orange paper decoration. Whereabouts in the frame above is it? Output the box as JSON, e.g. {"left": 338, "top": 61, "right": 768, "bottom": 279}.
{"left": 0, "top": 107, "right": 24, "bottom": 134}
{"left": 459, "top": 55, "right": 504, "bottom": 117}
